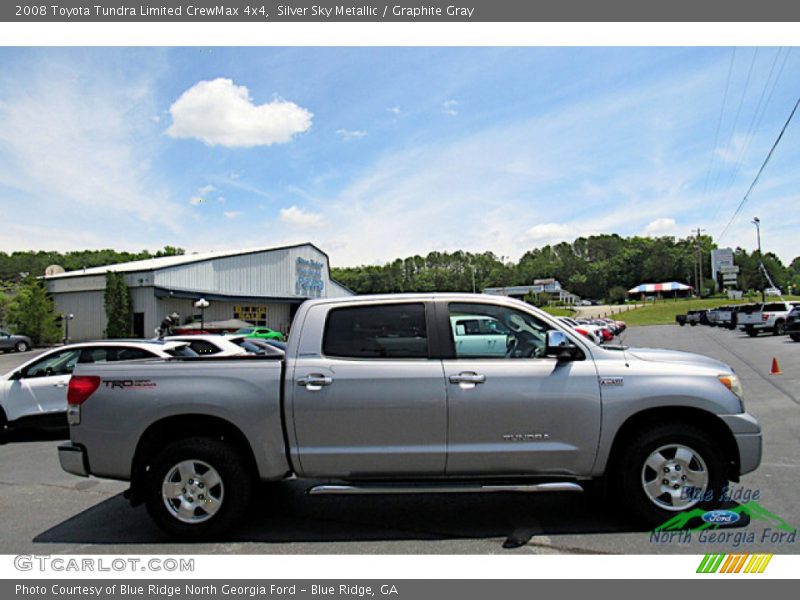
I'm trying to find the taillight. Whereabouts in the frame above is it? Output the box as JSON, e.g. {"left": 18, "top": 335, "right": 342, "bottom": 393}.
{"left": 762, "top": 313, "right": 770, "bottom": 321}
{"left": 68, "top": 376, "right": 101, "bottom": 405}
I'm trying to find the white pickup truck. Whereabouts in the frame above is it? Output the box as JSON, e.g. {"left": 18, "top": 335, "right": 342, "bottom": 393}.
{"left": 738, "top": 301, "right": 800, "bottom": 337}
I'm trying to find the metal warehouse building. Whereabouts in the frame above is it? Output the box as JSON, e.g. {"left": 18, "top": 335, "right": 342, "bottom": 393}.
{"left": 45, "top": 243, "right": 353, "bottom": 341}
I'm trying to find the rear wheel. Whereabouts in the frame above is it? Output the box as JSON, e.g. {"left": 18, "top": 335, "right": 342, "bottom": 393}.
{"left": 617, "top": 423, "right": 727, "bottom": 527}
{"left": 145, "top": 437, "right": 253, "bottom": 539}
{"left": 746, "top": 327, "right": 758, "bottom": 337}
{"left": 790, "top": 333, "right": 800, "bottom": 342}
{"left": 774, "top": 320, "right": 786, "bottom": 336}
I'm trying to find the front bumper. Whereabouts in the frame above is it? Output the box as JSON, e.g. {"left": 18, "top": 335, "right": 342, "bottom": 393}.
{"left": 58, "top": 443, "right": 89, "bottom": 477}
{"left": 720, "top": 412, "right": 762, "bottom": 476}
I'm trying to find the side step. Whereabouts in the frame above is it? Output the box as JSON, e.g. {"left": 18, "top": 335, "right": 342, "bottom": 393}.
{"left": 307, "top": 482, "right": 583, "bottom": 496}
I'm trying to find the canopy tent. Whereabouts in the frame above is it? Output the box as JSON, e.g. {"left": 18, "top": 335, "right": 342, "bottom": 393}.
{"left": 628, "top": 282, "right": 693, "bottom": 295}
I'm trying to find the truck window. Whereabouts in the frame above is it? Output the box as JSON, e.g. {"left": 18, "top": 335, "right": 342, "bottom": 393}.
{"left": 323, "top": 303, "right": 429, "bottom": 359}
{"left": 448, "top": 302, "right": 551, "bottom": 359}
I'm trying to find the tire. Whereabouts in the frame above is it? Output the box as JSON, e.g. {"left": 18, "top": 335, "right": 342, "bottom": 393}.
{"left": 145, "top": 437, "right": 254, "bottom": 540}
{"left": 689, "top": 322, "right": 697, "bottom": 327}
{"left": 746, "top": 327, "right": 758, "bottom": 337}
{"left": 790, "top": 333, "right": 800, "bottom": 343}
{"left": 774, "top": 320, "right": 786, "bottom": 336}
{"left": 15, "top": 341, "right": 29, "bottom": 352}
{"left": 616, "top": 423, "right": 727, "bottom": 527}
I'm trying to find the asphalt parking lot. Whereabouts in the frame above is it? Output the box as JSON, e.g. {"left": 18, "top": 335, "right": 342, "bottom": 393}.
{"left": 0, "top": 326, "right": 797, "bottom": 555}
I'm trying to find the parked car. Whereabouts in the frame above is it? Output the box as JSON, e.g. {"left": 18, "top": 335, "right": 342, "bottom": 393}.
{"left": 60, "top": 293, "right": 760, "bottom": 539}
{"left": 764, "top": 287, "right": 782, "bottom": 297}
{"left": 786, "top": 306, "right": 800, "bottom": 342}
{"left": 738, "top": 301, "right": 800, "bottom": 336}
{"left": 234, "top": 326, "right": 286, "bottom": 342}
{"left": 557, "top": 317, "right": 601, "bottom": 344}
{"left": 164, "top": 334, "right": 249, "bottom": 357}
{"left": 0, "top": 330, "right": 33, "bottom": 353}
{"left": 0, "top": 340, "right": 194, "bottom": 433}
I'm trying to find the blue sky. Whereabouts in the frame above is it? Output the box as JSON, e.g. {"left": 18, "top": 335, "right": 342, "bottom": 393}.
{"left": 0, "top": 47, "right": 798, "bottom": 266}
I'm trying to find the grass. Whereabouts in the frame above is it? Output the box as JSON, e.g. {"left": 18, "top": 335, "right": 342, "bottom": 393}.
{"left": 621, "top": 296, "right": 800, "bottom": 327}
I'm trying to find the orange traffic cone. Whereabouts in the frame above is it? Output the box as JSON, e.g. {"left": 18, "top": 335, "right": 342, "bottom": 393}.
{"left": 771, "top": 357, "right": 782, "bottom": 376}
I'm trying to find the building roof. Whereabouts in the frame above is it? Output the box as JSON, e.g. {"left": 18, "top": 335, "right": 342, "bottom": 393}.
{"left": 43, "top": 242, "right": 328, "bottom": 279}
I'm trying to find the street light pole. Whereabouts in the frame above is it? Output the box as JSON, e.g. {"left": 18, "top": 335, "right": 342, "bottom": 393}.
{"left": 194, "top": 298, "right": 210, "bottom": 332}
{"left": 752, "top": 217, "right": 764, "bottom": 303}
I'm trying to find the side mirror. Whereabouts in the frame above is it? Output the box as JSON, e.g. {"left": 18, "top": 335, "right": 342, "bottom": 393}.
{"left": 9, "top": 370, "right": 23, "bottom": 381}
{"left": 545, "top": 330, "right": 579, "bottom": 361}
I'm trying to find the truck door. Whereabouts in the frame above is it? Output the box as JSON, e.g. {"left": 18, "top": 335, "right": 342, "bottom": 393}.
{"left": 289, "top": 301, "right": 447, "bottom": 478}
{"left": 440, "top": 301, "right": 602, "bottom": 476}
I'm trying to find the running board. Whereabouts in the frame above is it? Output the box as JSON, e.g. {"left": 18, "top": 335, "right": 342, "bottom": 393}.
{"left": 307, "top": 482, "right": 583, "bottom": 496}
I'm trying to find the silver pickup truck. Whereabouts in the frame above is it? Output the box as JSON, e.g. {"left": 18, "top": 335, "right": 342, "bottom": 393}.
{"left": 58, "top": 294, "right": 762, "bottom": 539}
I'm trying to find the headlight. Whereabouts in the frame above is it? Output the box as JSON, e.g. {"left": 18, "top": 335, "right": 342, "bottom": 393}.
{"left": 718, "top": 373, "right": 744, "bottom": 403}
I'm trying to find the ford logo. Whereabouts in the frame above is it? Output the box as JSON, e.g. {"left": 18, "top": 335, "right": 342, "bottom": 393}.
{"left": 702, "top": 510, "right": 740, "bottom": 525}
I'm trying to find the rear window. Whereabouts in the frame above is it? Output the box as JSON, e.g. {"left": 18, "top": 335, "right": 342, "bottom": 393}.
{"left": 763, "top": 303, "right": 788, "bottom": 312}
{"left": 323, "top": 303, "right": 428, "bottom": 359}
{"left": 78, "top": 347, "right": 157, "bottom": 363}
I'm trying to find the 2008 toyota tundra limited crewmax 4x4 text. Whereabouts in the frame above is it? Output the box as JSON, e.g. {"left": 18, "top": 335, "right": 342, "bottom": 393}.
{"left": 58, "top": 294, "right": 762, "bottom": 539}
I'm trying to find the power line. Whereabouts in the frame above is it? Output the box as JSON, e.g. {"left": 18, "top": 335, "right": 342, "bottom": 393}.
{"left": 717, "top": 94, "right": 800, "bottom": 241}
{"left": 716, "top": 48, "right": 792, "bottom": 206}
{"left": 701, "top": 48, "right": 737, "bottom": 197}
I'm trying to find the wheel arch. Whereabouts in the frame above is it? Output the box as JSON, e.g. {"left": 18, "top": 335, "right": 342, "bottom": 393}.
{"left": 128, "top": 414, "right": 258, "bottom": 506}
{"left": 603, "top": 406, "right": 740, "bottom": 483}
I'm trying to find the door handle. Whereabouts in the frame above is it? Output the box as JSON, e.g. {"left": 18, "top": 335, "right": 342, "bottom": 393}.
{"left": 297, "top": 374, "right": 333, "bottom": 390}
{"left": 449, "top": 372, "right": 486, "bottom": 385}
{"left": 53, "top": 382, "right": 68, "bottom": 388}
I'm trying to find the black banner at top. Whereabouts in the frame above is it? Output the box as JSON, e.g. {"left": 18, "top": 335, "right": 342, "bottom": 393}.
{"left": 4, "top": 0, "right": 800, "bottom": 22}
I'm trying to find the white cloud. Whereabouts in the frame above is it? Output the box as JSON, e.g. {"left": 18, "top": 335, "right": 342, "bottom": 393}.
{"left": 189, "top": 197, "right": 206, "bottom": 206}
{"left": 524, "top": 223, "right": 575, "bottom": 242}
{"left": 387, "top": 106, "right": 401, "bottom": 116}
{"left": 644, "top": 217, "right": 679, "bottom": 236}
{"left": 442, "top": 99, "right": 459, "bottom": 116}
{"left": 198, "top": 184, "right": 215, "bottom": 195}
{"left": 166, "top": 78, "right": 313, "bottom": 148}
{"left": 337, "top": 129, "right": 368, "bottom": 140}
{"left": 223, "top": 211, "right": 241, "bottom": 219}
{"left": 279, "top": 205, "right": 324, "bottom": 227}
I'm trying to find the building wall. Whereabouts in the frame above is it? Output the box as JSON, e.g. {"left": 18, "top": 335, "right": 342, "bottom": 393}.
{"left": 52, "top": 290, "right": 107, "bottom": 341}
{"left": 153, "top": 245, "right": 332, "bottom": 299}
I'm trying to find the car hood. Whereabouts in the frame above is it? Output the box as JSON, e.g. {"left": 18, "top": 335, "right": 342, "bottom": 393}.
{"left": 626, "top": 346, "right": 731, "bottom": 372}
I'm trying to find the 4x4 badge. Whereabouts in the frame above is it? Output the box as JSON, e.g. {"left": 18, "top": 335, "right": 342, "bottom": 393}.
{"left": 600, "top": 377, "right": 624, "bottom": 386}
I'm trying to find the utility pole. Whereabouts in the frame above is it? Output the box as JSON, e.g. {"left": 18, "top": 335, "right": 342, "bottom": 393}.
{"left": 752, "top": 217, "right": 765, "bottom": 303}
{"left": 695, "top": 228, "right": 706, "bottom": 297}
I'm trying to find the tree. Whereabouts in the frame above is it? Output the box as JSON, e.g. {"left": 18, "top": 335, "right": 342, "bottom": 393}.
{"left": 607, "top": 286, "right": 628, "bottom": 305}
{"left": 7, "top": 277, "right": 61, "bottom": 344}
{"left": 104, "top": 272, "right": 133, "bottom": 338}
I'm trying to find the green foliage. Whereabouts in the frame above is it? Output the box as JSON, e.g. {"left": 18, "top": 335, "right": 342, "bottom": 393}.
{"left": 6, "top": 277, "right": 61, "bottom": 344}
{"left": 0, "top": 246, "right": 185, "bottom": 282}
{"left": 607, "top": 286, "right": 628, "bottom": 304}
{"left": 104, "top": 272, "right": 133, "bottom": 338}
{"left": 0, "top": 290, "right": 10, "bottom": 327}
{"left": 331, "top": 235, "right": 796, "bottom": 302}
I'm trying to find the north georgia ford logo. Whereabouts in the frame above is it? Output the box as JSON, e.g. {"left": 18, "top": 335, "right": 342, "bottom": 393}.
{"left": 702, "top": 510, "right": 741, "bottom": 525}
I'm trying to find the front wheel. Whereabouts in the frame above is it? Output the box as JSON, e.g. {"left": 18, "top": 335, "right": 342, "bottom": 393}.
{"left": 774, "top": 321, "right": 786, "bottom": 336}
{"left": 617, "top": 423, "right": 727, "bottom": 527}
{"left": 15, "top": 341, "right": 29, "bottom": 352}
{"left": 145, "top": 437, "right": 254, "bottom": 540}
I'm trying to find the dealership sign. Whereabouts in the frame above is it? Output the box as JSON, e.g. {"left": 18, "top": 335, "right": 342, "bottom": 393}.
{"left": 296, "top": 257, "right": 325, "bottom": 297}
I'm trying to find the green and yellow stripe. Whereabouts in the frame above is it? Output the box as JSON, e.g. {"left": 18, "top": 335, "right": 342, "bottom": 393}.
{"left": 697, "top": 553, "right": 773, "bottom": 573}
